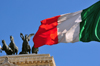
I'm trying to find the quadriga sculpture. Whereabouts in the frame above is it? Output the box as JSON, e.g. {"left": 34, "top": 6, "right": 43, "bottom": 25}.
{"left": 19, "top": 33, "right": 34, "bottom": 54}
{"left": 1, "top": 40, "right": 13, "bottom": 55}
{"left": 9, "top": 36, "right": 18, "bottom": 55}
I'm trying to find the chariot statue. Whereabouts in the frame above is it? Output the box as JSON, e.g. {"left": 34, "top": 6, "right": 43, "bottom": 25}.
{"left": 8, "top": 36, "right": 18, "bottom": 55}
{"left": 19, "top": 33, "right": 34, "bottom": 54}
{"left": 32, "top": 46, "right": 38, "bottom": 54}
{"left": 0, "top": 40, "right": 13, "bottom": 55}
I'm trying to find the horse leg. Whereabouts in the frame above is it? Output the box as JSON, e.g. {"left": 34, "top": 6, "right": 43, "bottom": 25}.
{"left": 29, "top": 49, "right": 30, "bottom": 54}
{"left": 15, "top": 51, "right": 17, "bottom": 55}
{"left": 15, "top": 49, "right": 18, "bottom": 55}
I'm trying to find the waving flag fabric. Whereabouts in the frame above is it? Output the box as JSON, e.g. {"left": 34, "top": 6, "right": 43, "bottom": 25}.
{"left": 33, "top": 1, "right": 100, "bottom": 48}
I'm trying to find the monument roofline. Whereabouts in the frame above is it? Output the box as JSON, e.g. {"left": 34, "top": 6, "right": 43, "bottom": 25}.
{"left": 0, "top": 54, "right": 56, "bottom": 66}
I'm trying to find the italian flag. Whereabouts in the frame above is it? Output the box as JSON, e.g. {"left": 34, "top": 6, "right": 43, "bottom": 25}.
{"left": 33, "top": 1, "right": 100, "bottom": 48}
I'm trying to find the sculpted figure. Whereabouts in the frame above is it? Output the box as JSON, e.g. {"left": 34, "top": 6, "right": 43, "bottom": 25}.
{"left": 20, "top": 33, "right": 34, "bottom": 54}
{"left": 32, "top": 46, "right": 38, "bottom": 54}
{"left": 8, "top": 36, "right": 18, "bottom": 55}
{"left": 1, "top": 40, "right": 13, "bottom": 55}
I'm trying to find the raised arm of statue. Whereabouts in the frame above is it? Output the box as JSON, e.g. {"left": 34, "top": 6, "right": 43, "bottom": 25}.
{"left": 20, "top": 33, "right": 24, "bottom": 40}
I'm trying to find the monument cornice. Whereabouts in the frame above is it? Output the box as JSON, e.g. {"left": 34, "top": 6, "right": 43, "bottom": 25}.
{"left": 0, "top": 54, "right": 56, "bottom": 66}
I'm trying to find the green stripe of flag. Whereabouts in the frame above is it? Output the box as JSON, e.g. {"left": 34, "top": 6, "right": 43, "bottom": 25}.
{"left": 79, "top": 1, "right": 100, "bottom": 42}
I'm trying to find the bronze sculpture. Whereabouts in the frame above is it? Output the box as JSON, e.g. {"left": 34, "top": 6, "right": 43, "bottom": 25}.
{"left": 32, "top": 46, "right": 38, "bottom": 54}
{"left": 1, "top": 40, "right": 13, "bottom": 55}
{"left": 19, "top": 33, "right": 34, "bottom": 54}
{"left": 0, "top": 33, "right": 39, "bottom": 55}
{"left": 8, "top": 36, "right": 18, "bottom": 55}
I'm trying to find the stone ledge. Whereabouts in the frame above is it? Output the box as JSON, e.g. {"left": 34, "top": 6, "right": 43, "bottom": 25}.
{"left": 0, "top": 54, "right": 56, "bottom": 66}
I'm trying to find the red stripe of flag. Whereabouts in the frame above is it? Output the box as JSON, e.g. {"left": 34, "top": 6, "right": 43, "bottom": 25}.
{"left": 33, "top": 15, "right": 60, "bottom": 48}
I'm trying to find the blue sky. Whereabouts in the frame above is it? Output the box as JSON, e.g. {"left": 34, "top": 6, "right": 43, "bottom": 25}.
{"left": 0, "top": 0, "right": 100, "bottom": 66}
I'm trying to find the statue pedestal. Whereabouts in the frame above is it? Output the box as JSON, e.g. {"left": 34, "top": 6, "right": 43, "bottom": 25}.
{"left": 0, "top": 54, "right": 56, "bottom": 66}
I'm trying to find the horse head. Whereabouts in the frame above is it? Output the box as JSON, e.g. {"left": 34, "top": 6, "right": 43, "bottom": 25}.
{"left": 10, "top": 36, "right": 14, "bottom": 41}
{"left": 2, "top": 40, "right": 6, "bottom": 45}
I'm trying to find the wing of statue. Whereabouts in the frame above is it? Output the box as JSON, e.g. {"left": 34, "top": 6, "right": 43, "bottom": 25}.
{"left": 28, "top": 33, "right": 34, "bottom": 41}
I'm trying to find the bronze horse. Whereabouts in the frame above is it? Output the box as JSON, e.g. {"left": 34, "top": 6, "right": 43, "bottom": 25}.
{"left": 19, "top": 33, "right": 34, "bottom": 54}
{"left": 9, "top": 36, "right": 18, "bottom": 55}
{"left": 1, "top": 40, "right": 13, "bottom": 55}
